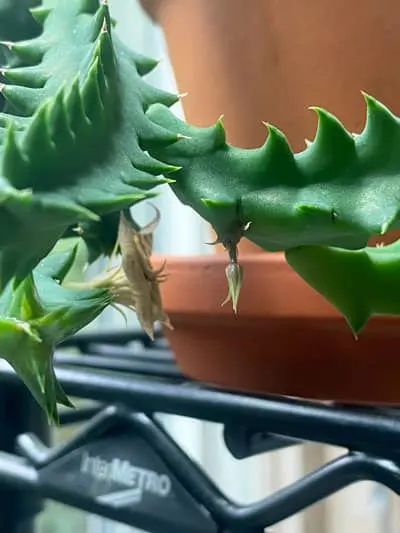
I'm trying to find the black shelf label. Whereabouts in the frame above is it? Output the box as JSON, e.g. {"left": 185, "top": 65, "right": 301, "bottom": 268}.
{"left": 39, "top": 431, "right": 217, "bottom": 533}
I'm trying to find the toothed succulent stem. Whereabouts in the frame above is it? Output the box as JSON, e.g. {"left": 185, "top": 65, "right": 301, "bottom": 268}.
{"left": 5, "top": 0, "right": 400, "bottom": 421}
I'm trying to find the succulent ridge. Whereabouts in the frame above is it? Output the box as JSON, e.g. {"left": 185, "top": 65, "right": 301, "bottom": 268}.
{"left": 146, "top": 96, "right": 400, "bottom": 253}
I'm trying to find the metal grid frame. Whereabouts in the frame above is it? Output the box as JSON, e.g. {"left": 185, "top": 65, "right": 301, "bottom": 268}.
{"left": 0, "top": 329, "right": 398, "bottom": 533}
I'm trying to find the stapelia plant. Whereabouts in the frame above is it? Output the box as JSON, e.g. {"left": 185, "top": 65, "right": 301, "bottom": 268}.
{"left": 146, "top": 98, "right": 400, "bottom": 332}
{"left": 0, "top": 0, "right": 180, "bottom": 421}
{"left": 2, "top": 0, "right": 400, "bottom": 420}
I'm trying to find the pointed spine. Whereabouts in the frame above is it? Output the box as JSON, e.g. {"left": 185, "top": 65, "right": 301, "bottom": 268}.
{"left": 131, "top": 51, "right": 159, "bottom": 76}
{"left": 0, "top": 66, "right": 47, "bottom": 89}
{"left": 95, "top": 17, "right": 116, "bottom": 78}
{"left": 211, "top": 116, "right": 226, "bottom": 149}
{"left": 48, "top": 87, "right": 75, "bottom": 148}
{"left": 81, "top": 58, "right": 106, "bottom": 124}
{"left": 0, "top": 82, "right": 38, "bottom": 115}
{"left": 1, "top": 39, "right": 46, "bottom": 66}
{"left": 23, "top": 103, "right": 55, "bottom": 169}
{"left": 133, "top": 152, "right": 181, "bottom": 176}
{"left": 2, "top": 123, "right": 29, "bottom": 187}
{"left": 358, "top": 92, "right": 400, "bottom": 154}
{"left": 139, "top": 120, "right": 180, "bottom": 149}
{"left": 141, "top": 81, "right": 179, "bottom": 109}
{"left": 124, "top": 171, "right": 172, "bottom": 189}
{"left": 65, "top": 77, "right": 90, "bottom": 138}
{"left": 29, "top": 7, "right": 52, "bottom": 25}
{"left": 309, "top": 107, "right": 355, "bottom": 163}
{"left": 259, "top": 123, "right": 299, "bottom": 185}
{"left": 91, "top": 2, "right": 112, "bottom": 41}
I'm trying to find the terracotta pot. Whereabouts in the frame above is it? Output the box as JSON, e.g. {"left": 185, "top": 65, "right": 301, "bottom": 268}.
{"left": 142, "top": 0, "right": 400, "bottom": 403}
{"left": 142, "top": 0, "right": 400, "bottom": 249}
{"left": 154, "top": 253, "right": 400, "bottom": 405}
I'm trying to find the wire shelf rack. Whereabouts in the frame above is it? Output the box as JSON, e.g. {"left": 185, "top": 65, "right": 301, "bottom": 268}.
{"left": 0, "top": 329, "right": 398, "bottom": 533}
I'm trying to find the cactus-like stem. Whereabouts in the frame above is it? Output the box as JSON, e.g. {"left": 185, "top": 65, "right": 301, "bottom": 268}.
{"left": 0, "top": 0, "right": 181, "bottom": 289}
{"left": 4, "top": 0, "right": 400, "bottom": 418}
{"left": 144, "top": 101, "right": 400, "bottom": 328}
{"left": 146, "top": 99, "right": 400, "bottom": 252}
{"left": 0, "top": 243, "right": 111, "bottom": 423}
{"left": 285, "top": 240, "right": 400, "bottom": 335}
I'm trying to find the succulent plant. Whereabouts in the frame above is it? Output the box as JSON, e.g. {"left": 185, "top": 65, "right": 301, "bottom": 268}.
{"left": 0, "top": 242, "right": 110, "bottom": 423}
{"left": 0, "top": 0, "right": 182, "bottom": 290}
{"left": 145, "top": 99, "right": 400, "bottom": 331}
{"left": 3, "top": 0, "right": 400, "bottom": 420}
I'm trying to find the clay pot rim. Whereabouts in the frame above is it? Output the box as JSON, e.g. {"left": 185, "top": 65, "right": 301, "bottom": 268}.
{"left": 153, "top": 252, "right": 400, "bottom": 327}
{"left": 153, "top": 252, "right": 342, "bottom": 321}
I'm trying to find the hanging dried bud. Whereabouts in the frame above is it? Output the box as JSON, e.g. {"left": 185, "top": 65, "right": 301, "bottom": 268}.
{"left": 222, "top": 261, "right": 243, "bottom": 314}
{"left": 83, "top": 207, "right": 173, "bottom": 340}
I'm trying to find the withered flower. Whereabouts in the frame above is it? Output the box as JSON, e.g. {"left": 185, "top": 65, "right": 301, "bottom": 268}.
{"left": 76, "top": 207, "right": 173, "bottom": 340}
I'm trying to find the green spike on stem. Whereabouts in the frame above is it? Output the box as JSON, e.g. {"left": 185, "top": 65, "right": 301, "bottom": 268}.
{"left": 134, "top": 152, "right": 181, "bottom": 175}
{"left": 48, "top": 87, "right": 75, "bottom": 148}
{"left": 259, "top": 123, "right": 298, "bottom": 185}
{"left": 359, "top": 92, "right": 400, "bottom": 154}
{"left": 2, "top": 123, "right": 28, "bottom": 183}
{"left": 141, "top": 82, "right": 179, "bottom": 109}
{"left": 0, "top": 82, "right": 38, "bottom": 115}
{"left": 23, "top": 103, "right": 55, "bottom": 170}
{"left": 95, "top": 22, "right": 116, "bottom": 78}
{"left": 91, "top": 3, "right": 112, "bottom": 40}
{"left": 0, "top": 66, "right": 47, "bottom": 88}
{"left": 3, "top": 39, "right": 46, "bottom": 65}
{"left": 131, "top": 51, "right": 159, "bottom": 76}
{"left": 307, "top": 106, "right": 355, "bottom": 165}
{"left": 29, "top": 6, "right": 51, "bottom": 25}
{"left": 212, "top": 115, "right": 226, "bottom": 149}
{"left": 81, "top": 58, "right": 106, "bottom": 123}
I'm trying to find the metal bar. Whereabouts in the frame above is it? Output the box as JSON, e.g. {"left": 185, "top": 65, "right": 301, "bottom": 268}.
{"left": 0, "top": 364, "right": 399, "bottom": 457}
{"left": 58, "top": 405, "right": 103, "bottom": 426}
{"left": 61, "top": 329, "right": 161, "bottom": 348}
{"left": 122, "top": 412, "right": 400, "bottom": 528}
{"left": 223, "top": 425, "right": 302, "bottom": 459}
{"left": 0, "top": 452, "right": 38, "bottom": 489}
{"left": 1, "top": 365, "right": 395, "bottom": 458}
{"left": 58, "top": 368, "right": 400, "bottom": 455}
{"left": 55, "top": 353, "right": 183, "bottom": 379}
{"left": 222, "top": 453, "right": 400, "bottom": 528}
{"left": 82, "top": 343, "right": 174, "bottom": 363}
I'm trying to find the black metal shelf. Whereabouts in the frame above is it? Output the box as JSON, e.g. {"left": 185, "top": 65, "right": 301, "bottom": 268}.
{"left": 0, "top": 329, "right": 398, "bottom": 533}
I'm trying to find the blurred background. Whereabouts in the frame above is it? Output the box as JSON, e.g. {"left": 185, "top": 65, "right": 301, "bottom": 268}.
{"left": 36, "top": 1, "right": 400, "bottom": 531}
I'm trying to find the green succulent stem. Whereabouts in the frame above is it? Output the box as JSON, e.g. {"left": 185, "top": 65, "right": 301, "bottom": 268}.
{"left": 3, "top": 0, "right": 400, "bottom": 420}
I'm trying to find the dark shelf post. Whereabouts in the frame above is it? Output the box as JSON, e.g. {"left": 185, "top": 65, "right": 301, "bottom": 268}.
{"left": 0, "top": 381, "right": 49, "bottom": 533}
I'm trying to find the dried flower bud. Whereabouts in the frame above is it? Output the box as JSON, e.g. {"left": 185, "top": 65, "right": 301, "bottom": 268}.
{"left": 222, "top": 261, "right": 243, "bottom": 314}
{"left": 77, "top": 208, "right": 172, "bottom": 340}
